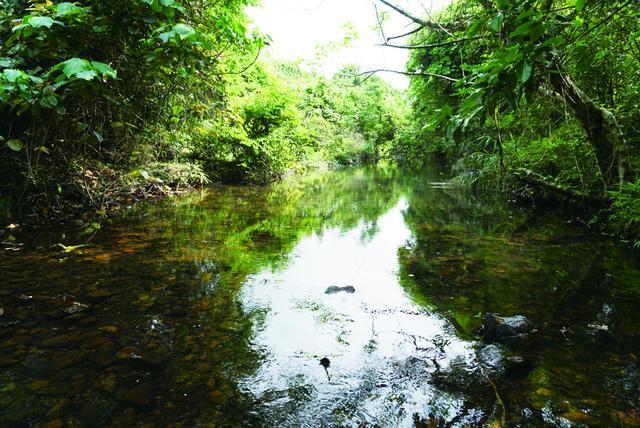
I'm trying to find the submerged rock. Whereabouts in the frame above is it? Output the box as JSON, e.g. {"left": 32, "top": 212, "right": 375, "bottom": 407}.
{"left": 116, "top": 384, "right": 153, "bottom": 407}
{"left": 64, "top": 301, "right": 89, "bottom": 314}
{"left": 477, "top": 344, "right": 532, "bottom": 379}
{"left": 325, "top": 286, "right": 355, "bottom": 294}
{"left": 482, "top": 313, "right": 534, "bottom": 341}
{"left": 116, "top": 346, "right": 167, "bottom": 369}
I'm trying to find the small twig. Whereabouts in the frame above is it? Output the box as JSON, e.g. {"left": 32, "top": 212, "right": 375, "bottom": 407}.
{"left": 478, "top": 363, "right": 507, "bottom": 426}
{"left": 215, "top": 45, "right": 262, "bottom": 76}
{"left": 385, "top": 26, "right": 423, "bottom": 42}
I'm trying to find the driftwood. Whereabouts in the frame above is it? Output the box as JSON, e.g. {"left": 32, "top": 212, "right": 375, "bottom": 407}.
{"left": 513, "top": 168, "right": 609, "bottom": 206}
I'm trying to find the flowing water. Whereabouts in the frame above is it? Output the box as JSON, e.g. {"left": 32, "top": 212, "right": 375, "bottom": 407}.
{"left": 2, "top": 166, "right": 640, "bottom": 427}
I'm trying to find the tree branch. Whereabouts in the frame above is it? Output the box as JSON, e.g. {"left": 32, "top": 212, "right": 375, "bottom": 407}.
{"left": 342, "top": 68, "right": 459, "bottom": 83}
{"left": 380, "top": 36, "right": 485, "bottom": 49}
{"left": 374, "top": 3, "right": 388, "bottom": 43}
{"left": 376, "top": 0, "right": 470, "bottom": 34}
{"left": 376, "top": 0, "right": 430, "bottom": 27}
{"left": 386, "top": 26, "right": 424, "bottom": 41}
{"left": 513, "top": 168, "right": 609, "bottom": 204}
{"left": 215, "top": 45, "right": 262, "bottom": 75}
{"left": 560, "top": 0, "right": 633, "bottom": 49}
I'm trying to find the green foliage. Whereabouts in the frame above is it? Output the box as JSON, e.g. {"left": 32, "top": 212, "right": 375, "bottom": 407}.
{"left": 0, "top": 0, "right": 407, "bottom": 221}
{"left": 609, "top": 180, "right": 640, "bottom": 242}
{"left": 171, "top": 60, "right": 406, "bottom": 184}
{"left": 0, "top": 0, "right": 260, "bottom": 217}
{"left": 393, "top": 0, "right": 640, "bottom": 240}
{"left": 144, "top": 162, "right": 210, "bottom": 188}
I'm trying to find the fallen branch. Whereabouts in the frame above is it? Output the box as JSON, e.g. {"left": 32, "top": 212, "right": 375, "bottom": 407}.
{"left": 513, "top": 168, "right": 609, "bottom": 205}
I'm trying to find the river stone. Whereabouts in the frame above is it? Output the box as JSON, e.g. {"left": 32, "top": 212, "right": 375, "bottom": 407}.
{"left": 477, "top": 344, "right": 531, "bottom": 379}
{"left": 116, "top": 346, "right": 140, "bottom": 360}
{"left": 94, "top": 348, "right": 118, "bottom": 367}
{"left": 53, "top": 349, "right": 86, "bottom": 368}
{"left": 477, "top": 344, "right": 506, "bottom": 377}
{"left": 0, "top": 357, "right": 19, "bottom": 367}
{"left": 45, "top": 419, "right": 64, "bottom": 428}
{"left": 116, "top": 384, "right": 153, "bottom": 408}
{"left": 325, "top": 286, "right": 355, "bottom": 294}
{"left": 64, "top": 301, "right": 90, "bottom": 314}
{"left": 138, "top": 350, "right": 168, "bottom": 368}
{"left": 82, "top": 335, "right": 111, "bottom": 349}
{"left": 482, "top": 313, "right": 534, "bottom": 341}
{"left": 99, "top": 325, "right": 119, "bottom": 334}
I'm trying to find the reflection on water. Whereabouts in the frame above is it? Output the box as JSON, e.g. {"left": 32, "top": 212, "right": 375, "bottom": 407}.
{"left": 1, "top": 165, "right": 640, "bottom": 427}
{"left": 241, "top": 198, "right": 475, "bottom": 426}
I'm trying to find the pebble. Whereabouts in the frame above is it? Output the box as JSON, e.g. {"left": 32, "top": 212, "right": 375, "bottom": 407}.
{"left": 99, "top": 325, "right": 119, "bottom": 334}
{"left": 116, "top": 346, "right": 140, "bottom": 360}
{"left": 116, "top": 384, "right": 153, "bottom": 407}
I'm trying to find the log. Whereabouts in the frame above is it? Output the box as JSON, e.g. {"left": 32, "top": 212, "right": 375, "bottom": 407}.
{"left": 512, "top": 168, "right": 609, "bottom": 206}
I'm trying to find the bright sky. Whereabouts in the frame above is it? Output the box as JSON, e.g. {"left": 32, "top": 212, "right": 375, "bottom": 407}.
{"left": 248, "top": 0, "right": 452, "bottom": 89}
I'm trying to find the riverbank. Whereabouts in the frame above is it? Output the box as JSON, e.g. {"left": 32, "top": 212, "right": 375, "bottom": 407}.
{"left": 0, "top": 161, "right": 209, "bottom": 232}
{"left": 3, "top": 159, "right": 638, "bottom": 253}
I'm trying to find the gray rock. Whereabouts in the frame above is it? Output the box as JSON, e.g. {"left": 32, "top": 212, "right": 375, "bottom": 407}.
{"left": 477, "top": 344, "right": 532, "bottom": 379}
{"left": 482, "top": 313, "right": 534, "bottom": 341}
{"left": 325, "top": 286, "right": 355, "bottom": 294}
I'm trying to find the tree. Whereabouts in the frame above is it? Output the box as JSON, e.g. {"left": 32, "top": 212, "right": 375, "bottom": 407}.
{"left": 375, "top": 0, "right": 638, "bottom": 190}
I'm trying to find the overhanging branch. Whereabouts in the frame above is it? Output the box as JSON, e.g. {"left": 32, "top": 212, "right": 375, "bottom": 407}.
{"left": 386, "top": 26, "right": 423, "bottom": 41}
{"left": 341, "top": 68, "right": 459, "bottom": 83}
{"left": 376, "top": 0, "right": 468, "bottom": 33}
{"left": 380, "top": 36, "right": 485, "bottom": 49}
{"left": 376, "top": 0, "right": 430, "bottom": 27}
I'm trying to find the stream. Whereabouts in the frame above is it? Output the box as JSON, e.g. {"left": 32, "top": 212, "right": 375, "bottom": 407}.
{"left": 2, "top": 166, "right": 640, "bottom": 427}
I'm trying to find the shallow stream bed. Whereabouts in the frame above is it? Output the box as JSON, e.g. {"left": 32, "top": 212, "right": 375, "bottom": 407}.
{"left": 2, "top": 166, "right": 640, "bottom": 427}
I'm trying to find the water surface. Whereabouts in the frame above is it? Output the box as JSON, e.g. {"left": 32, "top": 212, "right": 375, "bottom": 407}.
{"left": 1, "top": 166, "right": 640, "bottom": 426}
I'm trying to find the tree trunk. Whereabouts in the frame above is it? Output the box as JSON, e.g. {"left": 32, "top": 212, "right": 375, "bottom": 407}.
{"left": 548, "top": 66, "right": 632, "bottom": 189}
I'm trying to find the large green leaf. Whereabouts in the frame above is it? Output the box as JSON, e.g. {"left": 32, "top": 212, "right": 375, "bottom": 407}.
{"left": 173, "top": 23, "right": 196, "bottom": 39}
{"left": 159, "top": 23, "right": 196, "bottom": 43}
{"left": 76, "top": 70, "right": 98, "bottom": 80}
{"left": 510, "top": 21, "right": 536, "bottom": 38}
{"left": 575, "top": 0, "right": 586, "bottom": 12}
{"left": 3, "top": 69, "right": 23, "bottom": 83}
{"left": 462, "top": 90, "right": 483, "bottom": 112}
{"left": 491, "top": 13, "right": 504, "bottom": 33}
{"left": 518, "top": 59, "right": 533, "bottom": 83}
{"left": 6, "top": 139, "right": 24, "bottom": 152}
{"left": 28, "top": 16, "right": 57, "bottom": 28}
{"left": 55, "top": 3, "right": 87, "bottom": 17}
{"left": 91, "top": 61, "right": 117, "bottom": 79}
{"left": 61, "top": 58, "right": 90, "bottom": 78}
{"left": 467, "top": 18, "right": 485, "bottom": 36}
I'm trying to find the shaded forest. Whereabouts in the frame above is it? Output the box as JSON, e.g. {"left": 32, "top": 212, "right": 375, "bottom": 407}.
{"left": 385, "top": 0, "right": 640, "bottom": 243}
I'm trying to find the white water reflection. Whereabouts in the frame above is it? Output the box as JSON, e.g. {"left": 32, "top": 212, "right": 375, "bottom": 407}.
{"left": 240, "top": 197, "right": 477, "bottom": 426}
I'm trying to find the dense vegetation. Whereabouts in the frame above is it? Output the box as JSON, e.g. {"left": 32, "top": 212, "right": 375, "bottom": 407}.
{"left": 2, "top": 0, "right": 639, "bottom": 245}
{"left": 0, "top": 0, "right": 406, "bottom": 222}
{"left": 381, "top": 0, "right": 640, "bottom": 242}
